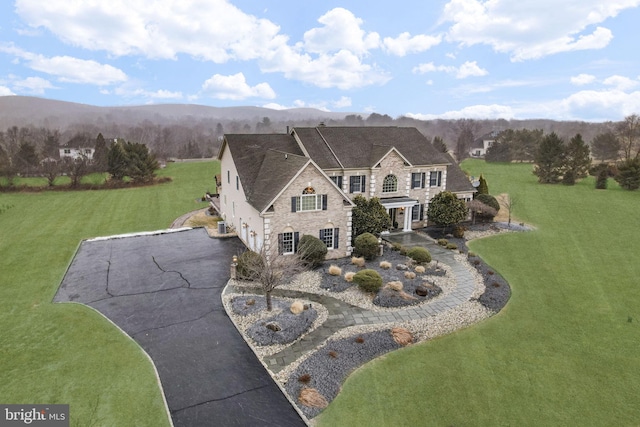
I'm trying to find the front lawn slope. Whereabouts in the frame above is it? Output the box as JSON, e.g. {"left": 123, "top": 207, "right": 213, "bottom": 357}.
{"left": 317, "top": 160, "right": 640, "bottom": 426}
{"left": 0, "top": 162, "right": 216, "bottom": 426}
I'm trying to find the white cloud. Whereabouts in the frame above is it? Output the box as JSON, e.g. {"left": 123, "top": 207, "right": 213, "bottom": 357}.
{"left": 13, "top": 76, "right": 55, "bottom": 94}
{"left": 571, "top": 73, "right": 596, "bottom": 85}
{"left": 441, "top": 0, "right": 638, "bottom": 61}
{"left": 0, "top": 86, "right": 15, "bottom": 96}
{"left": 407, "top": 104, "right": 515, "bottom": 120}
{"left": 0, "top": 43, "right": 127, "bottom": 85}
{"left": 603, "top": 75, "right": 639, "bottom": 91}
{"left": 303, "top": 8, "right": 380, "bottom": 55}
{"left": 263, "top": 96, "right": 351, "bottom": 111}
{"left": 382, "top": 32, "right": 441, "bottom": 56}
{"left": 536, "top": 89, "right": 640, "bottom": 120}
{"left": 262, "top": 103, "right": 288, "bottom": 110}
{"left": 413, "top": 60, "right": 487, "bottom": 79}
{"left": 14, "top": 1, "right": 391, "bottom": 90}
{"left": 202, "top": 73, "right": 275, "bottom": 100}
{"left": 332, "top": 96, "right": 352, "bottom": 108}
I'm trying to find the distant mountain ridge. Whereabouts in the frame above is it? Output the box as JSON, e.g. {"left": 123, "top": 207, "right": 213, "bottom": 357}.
{"left": 0, "top": 96, "right": 355, "bottom": 130}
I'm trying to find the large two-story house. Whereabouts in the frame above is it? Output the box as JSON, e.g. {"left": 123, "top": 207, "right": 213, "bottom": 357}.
{"left": 216, "top": 126, "right": 475, "bottom": 259}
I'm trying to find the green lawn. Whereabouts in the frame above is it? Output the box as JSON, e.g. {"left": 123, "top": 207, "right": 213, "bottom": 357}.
{"left": 317, "top": 160, "right": 640, "bottom": 426}
{"left": 0, "top": 161, "right": 218, "bottom": 426}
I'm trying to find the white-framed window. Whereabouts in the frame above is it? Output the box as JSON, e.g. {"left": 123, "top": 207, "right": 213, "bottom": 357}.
{"left": 411, "top": 172, "right": 426, "bottom": 189}
{"left": 429, "top": 171, "right": 442, "bottom": 187}
{"left": 279, "top": 231, "right": 298, "bottom": 255}
{"left": 411, "top": 204, "right": 424, "bottom": 222}
{"left": 292, "top": 194, "right": 327, "bottom": 212}
{"left": 349, "top": 175, "right": 366, "bottom": 193}
{"left": 382, "top": 175, "right": 398, "bottom": 193}
{"left": 319, "top": 228, "right": 339, "bottom": 249}
{"left": 330, "top": 175, "right": 343, "bottom": 188}
{"left": 63, "top": 149, "right": 71, "bottom": 154}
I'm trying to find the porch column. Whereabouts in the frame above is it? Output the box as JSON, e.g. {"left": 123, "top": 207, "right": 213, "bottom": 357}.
{"left": 403, "top": 205, "right": 412, "bottom": 232}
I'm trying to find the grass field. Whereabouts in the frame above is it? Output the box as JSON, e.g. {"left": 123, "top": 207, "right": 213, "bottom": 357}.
{"left": 317, "top": 160, "right": 640, "bottom": 426}
{"left": 0, "top": 161, "right": 218, "bottom": 426}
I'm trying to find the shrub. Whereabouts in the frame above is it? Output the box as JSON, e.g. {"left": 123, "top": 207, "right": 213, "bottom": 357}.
{"left": 353, "top": 269, "right": 383, "bottom": 293}
{"left": 391, "top": 327, "right": 413, "bottom": 346}
{"left": 355, "top": 336, "right": 365, "bottom": 343}
{"left": 453, "top": 225, "right": 465, "bottom": 238}
{"left": 437, "top": 238, "right": 448, "bottom": 246}
{"left": 468, "top": 251, "right": 477, "bottom": 258}
{"left": 407, "top": 247, "right": 432, "bottom": 264}
{"left": 328, "top": 350, "right": 338, "bottom": 358}
{"left": 344, "top": 272, "right": 355, "bottom": 282}
{"left": 236, "top": 250, "right": 264, "bottom": 280}
{"left": 328, "top": 265, "right": 342, "bottom": 276}
{"left": 298, "top": 234, "right": 327, "bottom": 268}
{"left": 399, "top": 246, "right": 409, "bottom": 256}
{"left": 379, "top": 261, "right": 392, "bottom": 270}
{"left": 354, "top": 232, "right": 380, "bottom": 260}
{"left": 298, "top": 373, "right": 311, "bottom": 384}
{"left": 298, "top": 388, "right": 328, "bottom": 408}
{"left": 414, "top": 265, "right": 425, "bottom": 274}
{"left": 446, "top": 243, "right": 458, "bottom": 250}
{"left": 475, "top": 194, "right": 500, "bottom": 221}
{"left": 404, "top": 271, "right": 416, "bottom": 279}
{"left": 391, "top": 242, "right": 403, "bottom": 251}
{"left": 351, "top": 256, "right": 365, "bottom": 267}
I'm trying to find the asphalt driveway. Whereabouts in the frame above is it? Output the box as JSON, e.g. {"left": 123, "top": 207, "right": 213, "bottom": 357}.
{"left": 55, "top": 228, "right": 305, "bottom": 427}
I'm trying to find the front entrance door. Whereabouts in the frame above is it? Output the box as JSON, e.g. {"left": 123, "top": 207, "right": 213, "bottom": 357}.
{"left": 390, "top": 208, "right": 405, "bottom": 230}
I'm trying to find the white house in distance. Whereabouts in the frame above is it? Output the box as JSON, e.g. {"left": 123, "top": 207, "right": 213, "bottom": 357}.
{"left": 216, "top": 126, "right": 475, "bottom": 259}
{"left": 59, "top": 146, "right": 95, "bottom": 160}
{"left": 469, "top": 131, "right": 499, "bottom": 158}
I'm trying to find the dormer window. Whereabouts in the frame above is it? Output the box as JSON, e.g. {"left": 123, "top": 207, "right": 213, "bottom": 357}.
{"left": 382, "top": 174, "right": 398, "bottom": 193}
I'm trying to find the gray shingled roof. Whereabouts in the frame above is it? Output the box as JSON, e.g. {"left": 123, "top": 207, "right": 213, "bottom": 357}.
{"left": 443, "top": 153, "right": 475, "bottom": 193}
{"left": 295, "top": 126, "right": 451, "bottom": 169}
{"left": 222, "top": 134, "right": 306, "bottom": 211}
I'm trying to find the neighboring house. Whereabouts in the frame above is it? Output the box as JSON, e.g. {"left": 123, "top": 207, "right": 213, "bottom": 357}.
{"left": 59, "top": 146, "right": 95, "bottom": 161}
{"left": 469, "top": 131, "right": 499, "bottom": 158}
{"left": 217, "top": 126, "right": 475, "bottom": 259}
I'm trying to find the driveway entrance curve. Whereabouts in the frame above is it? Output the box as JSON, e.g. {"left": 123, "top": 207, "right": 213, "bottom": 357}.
{"left": 55, "top": 228, "right": 305, "bottom": 427}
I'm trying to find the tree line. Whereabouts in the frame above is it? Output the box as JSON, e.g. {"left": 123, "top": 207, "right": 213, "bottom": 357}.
{"left": 485, "top": 114, "right": 640, "bottom": 190}
{"left": 0, "top": 131, "right": 158, "bottom": 188}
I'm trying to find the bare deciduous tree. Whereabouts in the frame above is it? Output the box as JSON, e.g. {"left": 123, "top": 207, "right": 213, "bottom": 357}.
{"left": 236, "top": 246, "right": 308, "bottom": 311}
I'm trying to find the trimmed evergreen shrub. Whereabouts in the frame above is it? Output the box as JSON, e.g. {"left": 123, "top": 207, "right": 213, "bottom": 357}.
{"left": 453, "top": 225, "right": 465, "bottom": 238}
{"left": 298, "top": 234, "right": 327, "bottom": 268}
{"left": 437, "top": 238, "right": 448, "bottom": 246}
{"left": 354, "top": 232, "right": 380, "bottom": 260}
{"left": 446, "top": 243, "right": 458, "bottom": 250}
{"left": 407, "top": 247, "right": 432, "bottom": 264}
{"left": 475, "top": 194, "right": 500, "bottom": 213}
{"left": 353, "top": 269, "right": 383, "bottom": 293}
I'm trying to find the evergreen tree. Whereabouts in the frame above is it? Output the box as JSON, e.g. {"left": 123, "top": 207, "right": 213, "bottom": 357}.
{"left": 477, "top": 174, "right": 489, "bottom": 195}
{"left": 41, "top": 131, "right": 60, "bottom": 160}
{"left": 426, "top": 191, "right": 468, "bottom": 232}
{"left": 432, "top": 136, "right": 448, "bottom": 153}
{"left": 93, "top": 133, "right": 109, "bottom": 172}
{"left": 107, "top": 139, "right": 129, "bottom": 181}
{"left": 351, "top": 195, "right": 392, "bottom": 240}
{"left": 14, "top": 141, "right": 39, "bottom": 175}
{"left": 534, "top": 132, "right": 565, "bottom": 183}
{"left": 614, "top": 158, "right": 640, "bottom": 190}
{"left": 485, "top": 140, "right": 512, "bottom": 162}
{"left": 563, "top": 133, "right": 591, "bottom": 182}
{"left": 591, "top": 131, "right": 620, "bottom": 162}
{"left": 595, "top": 164, "right": 609, "bottom": 189}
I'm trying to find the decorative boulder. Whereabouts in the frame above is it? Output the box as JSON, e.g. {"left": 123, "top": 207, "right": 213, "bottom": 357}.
{"left": 415, "top": 285, "right": 429, "bottom": 297}
{"left": 266, "top": 322, "right": 281, "bottom": 332}
{"left": 290, "top": 301, "right": 304, "bottom": 314}
{"left": 396, "top": 264, "right": 408, "bottom": 271}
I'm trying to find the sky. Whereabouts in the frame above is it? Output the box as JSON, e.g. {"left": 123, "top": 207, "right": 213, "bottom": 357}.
{"left": 0, "top": 0, "right": 639, "bottom": 122}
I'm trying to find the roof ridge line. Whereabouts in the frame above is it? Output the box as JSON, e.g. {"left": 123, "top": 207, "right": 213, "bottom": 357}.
{"left": 315, "top": 127, "right": 345, "bottom": 169}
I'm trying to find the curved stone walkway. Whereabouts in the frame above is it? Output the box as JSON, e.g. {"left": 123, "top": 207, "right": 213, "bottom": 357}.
{"left": 226, "top": 235, "right": 478, "bottom": 374}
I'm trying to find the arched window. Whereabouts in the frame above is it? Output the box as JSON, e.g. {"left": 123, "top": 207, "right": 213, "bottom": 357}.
{"left": 382, "top": 174, "right": 397, "bottom": 193}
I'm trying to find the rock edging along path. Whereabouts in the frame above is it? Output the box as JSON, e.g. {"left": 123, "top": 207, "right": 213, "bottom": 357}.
{"left": 225, "top": 239, "right": 479, "bottom": 374}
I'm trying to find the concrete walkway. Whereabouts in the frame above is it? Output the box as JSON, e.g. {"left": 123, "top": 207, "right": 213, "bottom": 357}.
{"left": 228, "top": 232, "right": 477, "bottom": 374}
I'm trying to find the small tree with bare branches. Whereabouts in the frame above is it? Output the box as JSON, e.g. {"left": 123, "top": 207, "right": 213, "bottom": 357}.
{"left": 236, "top": 245, "right": 308, "bottom": 311}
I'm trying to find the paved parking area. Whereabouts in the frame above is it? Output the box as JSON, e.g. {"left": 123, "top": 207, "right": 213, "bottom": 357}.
{"left": 55, "top": 228, "right": 305, "bottom": 427}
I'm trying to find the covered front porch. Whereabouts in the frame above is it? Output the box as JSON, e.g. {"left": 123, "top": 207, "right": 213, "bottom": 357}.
{"left": 380, "top": 197, "right": 419, "bottom": 232}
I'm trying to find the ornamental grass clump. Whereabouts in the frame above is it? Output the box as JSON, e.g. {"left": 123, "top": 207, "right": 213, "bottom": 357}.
{"left": 351, "top": 256, "right": 366, "bottom": 267}
{"left": 379, "top": 261, "right": 392, "bottom": 270}
{"left": 415, "top": 265, "right": 426, "bottom": 274}
{"left": 353, "top": 269, "right": 383, "bottom": 293}
{"left": 344, "top": 272, "right": 355, "bottom": 282}
{"left": 328, "top": 265, "right": 342, "bottom": 276}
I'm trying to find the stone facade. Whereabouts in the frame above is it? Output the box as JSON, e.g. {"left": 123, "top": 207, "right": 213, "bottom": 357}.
{"left": 264, "top": 164, "right": 352, "bottom": 259}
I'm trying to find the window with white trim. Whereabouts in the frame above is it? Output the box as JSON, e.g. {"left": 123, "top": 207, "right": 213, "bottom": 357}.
{"left": 281, "top": 232, "right": 295, "bottom": 255}
{"left": 329, "top": 175, "right": 343, "bottom": 188}
{"left": 319, "top": 228, "right": 340, "bottom": 249}
{"left": 349, "top": 175, "right": 366, "bottom": 193}
{"left": 429, "top": 171, "right": 442, "bottom": 187}
{"left": 411, "top": 204, "right": 424, "bottom": 222}
{"left": 382, "top": 174, "right": 398, "bottom": 193}
{"left": 411, "top": 172, "right": 426, "bottom": 189}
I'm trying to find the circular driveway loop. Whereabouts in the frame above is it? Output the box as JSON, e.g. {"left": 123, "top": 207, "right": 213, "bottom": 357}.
{"left": 55, "top": 228, "right": 305, "bottom": 427}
